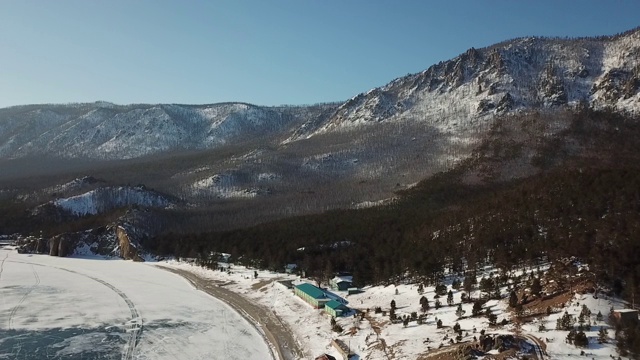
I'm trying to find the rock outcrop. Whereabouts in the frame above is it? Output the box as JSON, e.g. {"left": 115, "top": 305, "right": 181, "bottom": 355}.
{"left": 17, "top": 224, "right": 146, "bottom": 262}
{"left": 115, "top": 226, "right": 144, "bottom": 262}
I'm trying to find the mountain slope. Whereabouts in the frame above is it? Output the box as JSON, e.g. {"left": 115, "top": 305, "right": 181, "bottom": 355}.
{"left": 291, "top": 28, "right": 640, "bottom": 141}
{"left": 0, "top": 102, "right": 338, "bottom": 159}
{"left": 0, "top": 29, "right": 638, "bottom": 162}
{"left": 1, "top": 27, "right": 640, "bottom": 246}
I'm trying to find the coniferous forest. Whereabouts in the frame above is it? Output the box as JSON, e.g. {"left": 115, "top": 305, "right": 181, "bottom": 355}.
{"left": 146, "top": 109, "right": 640, "bottom": 303}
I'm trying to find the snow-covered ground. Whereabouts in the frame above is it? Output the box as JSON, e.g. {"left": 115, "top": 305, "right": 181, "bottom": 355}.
{"left": 0, "top": 244, "right": 627, "bottom": 360}
{"left": 162, "top": 260, "right": 624, "bottom": 360}
{"left": 521, "top": 292, "right": 625, "bottom": 359}
{"left": 0, "top": 248, "right": 273, "bottom": 360}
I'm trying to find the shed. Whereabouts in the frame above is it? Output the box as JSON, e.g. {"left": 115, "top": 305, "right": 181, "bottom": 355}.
{"left": 294, "top": 283, "right": 329, "bottom": 308}
{"left": 325, "top": 300, "right": 349, "bottom": 317}
{"left": 277, "top": 280, "right": 294, "bottom": 289}
{"left": 613, "top": 309, "right": 638, "bottom": 326}
{"left": 284, "top": 263, "right": 298, "bottom": 274}
{"left": 347, "top": 287, "right": 361, "bottom": 295}
{"left": 330, "top": 276, "right": 353, "bottom": 291}
{"left": 331, "top": 339, "right": 353, "bottom": 359}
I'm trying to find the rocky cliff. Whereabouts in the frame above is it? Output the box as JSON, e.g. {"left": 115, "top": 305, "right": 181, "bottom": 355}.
{"left": 19, "top": 224, "right": 146, "bottom": 261}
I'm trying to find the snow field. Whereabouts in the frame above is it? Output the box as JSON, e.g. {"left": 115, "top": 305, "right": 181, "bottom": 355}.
{"left": 0, "top": 249, "right": 273, "bottom": 360}
{"left": 164, "top": 260, "right": 629, "bottom": 360}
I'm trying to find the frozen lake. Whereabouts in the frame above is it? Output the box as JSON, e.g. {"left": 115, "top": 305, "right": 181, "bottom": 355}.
{"left": 0, "top": 248, "right": 274, "bottom": 360}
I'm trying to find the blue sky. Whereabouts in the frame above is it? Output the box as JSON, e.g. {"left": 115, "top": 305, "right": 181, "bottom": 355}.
{"left": 0, "top": 1, "right": 639, "bottom": 108}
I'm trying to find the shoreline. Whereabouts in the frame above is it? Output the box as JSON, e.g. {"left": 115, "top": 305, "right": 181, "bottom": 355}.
{"left": 158, "top": 265, "right": 304, "bottom": 360}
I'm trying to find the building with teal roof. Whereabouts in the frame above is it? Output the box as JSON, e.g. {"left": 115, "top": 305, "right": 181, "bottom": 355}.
{"left": 294, "top": 283, "right": 330, "bottom": 308}
{"left": 324, "top": 299, "right": 349, "bottom": 317}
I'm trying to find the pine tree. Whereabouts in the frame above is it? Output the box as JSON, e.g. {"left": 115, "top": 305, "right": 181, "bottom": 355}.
{"left": 417, "top": 283, "right": 424, "bottom": 295}
{"left": 456, "top": 303, "right": 465, "bottom": 318}
{"left": 531, "top": 277, "right": 542, "bottom": 296}
{"left": 472, "top": 300, "right": 483, "bottom": 316}
{"left": 390, "top": 299, "right": 396, "bottom": 310}
{"left": 557, "top": 312, "right": 574, "bottom": 331}
{"left": 453, "top": 322, "right": 461, "bottom": 333}
{"left": 578, "top": 312, "right": 586, "bottom": 330}
{"left": 574, "top": 330, "right": 589, "bottom": 347}
{"left": 452, "top": 278, "right": 461, "bottom": 290}
{"left": 598, "top": 326, "right": 608, "bottom": 343}
{"left": 508, "top": 290, "right": 518, "bottom": 308}
{"left": 488, "top": 313, "right": 497, "bottom": 325}
{"left": 420, "top": 296, "right": 429, "bottom": 313}
{"left": 447, "top": 290, "right": 454, "bottom": 306}
{"left": 437, "top": 319, "right": 443, "bottom": 328}
{"left": 463, "top": 273, "right": 475, "bottom": 296}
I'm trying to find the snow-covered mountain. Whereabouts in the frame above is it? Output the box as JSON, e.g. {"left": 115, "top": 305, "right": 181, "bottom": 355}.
{"left": 2, "top": 27, "right": 640, "bottom": 237}
{"left": 289, "top": 28, "right": 640, "bottom": 140}
{"left": 0, "top": 29, "right": 638, "bottom": 161}
{"left": 0, "top": 102, "right": 337, "bottom": 159}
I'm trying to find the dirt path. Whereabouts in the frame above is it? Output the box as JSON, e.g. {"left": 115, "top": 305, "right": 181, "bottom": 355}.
{"left": 159, "top": 266, "right": 305, "bottom": 360}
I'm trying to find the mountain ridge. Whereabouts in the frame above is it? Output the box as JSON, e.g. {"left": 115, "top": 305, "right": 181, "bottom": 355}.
{"left": 1, "top": 28, "right": 639, "bottom": 161}
{"left": 1, "top": 27, "right": 640, "bottom": 246}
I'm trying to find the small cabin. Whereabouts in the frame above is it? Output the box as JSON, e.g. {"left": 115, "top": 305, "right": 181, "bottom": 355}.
{"left": 284, "top": 263, "right": 298, "bottom": 274}
{"left": 330, "top": 276, "right": 353, "bottom": 291}
{"left": 613, "top": 309, "right": 639, "bottom": 326}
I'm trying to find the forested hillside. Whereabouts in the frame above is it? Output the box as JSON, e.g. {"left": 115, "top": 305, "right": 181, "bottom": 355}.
{"left": 147, "top": 109, "right": 640, "bottom": 303}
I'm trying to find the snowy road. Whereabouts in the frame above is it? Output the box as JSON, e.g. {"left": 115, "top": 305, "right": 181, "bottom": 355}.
{"left": 523, "top": 334, "right": 546, "bottom": 360}
{"left": 0, "top": 248, "right": 273, "bottom": 360}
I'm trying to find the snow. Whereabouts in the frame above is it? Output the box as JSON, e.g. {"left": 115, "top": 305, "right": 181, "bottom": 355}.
{"left": 353, "top": 198, "right": 395, "bottom": 209}
{"left": 520, "top": 292, "right": 623, "bottom": 359}
{"left": 191, "top": 175, "right": 260, "bottom": 199}
{"left": 0, "top": 249, "right": 273, "bottom": 360}
{"left": 159, "top": 260, "right": 624, "bottom": 360}
{"left": 3, "top": 243, "right": 626, "bottom": 360}
{"left": 0, "top": 31, "right": 638, "bottom": 162}
{"left": 52, "top": 186, "right": 171, "bottom": 216}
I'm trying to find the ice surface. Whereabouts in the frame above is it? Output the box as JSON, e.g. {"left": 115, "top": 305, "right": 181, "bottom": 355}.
{"left": 0, "top": 249, "right": 273, "bottom": 360}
